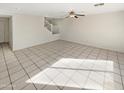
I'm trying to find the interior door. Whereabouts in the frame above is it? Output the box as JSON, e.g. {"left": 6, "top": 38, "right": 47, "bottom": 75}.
{"left": 0, "top": 22, "right": 5, "bottom": 43}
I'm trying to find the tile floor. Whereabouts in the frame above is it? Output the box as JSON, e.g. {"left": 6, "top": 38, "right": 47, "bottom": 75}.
{"left": 0, "top": 40, "right": 124, "bottom": 90}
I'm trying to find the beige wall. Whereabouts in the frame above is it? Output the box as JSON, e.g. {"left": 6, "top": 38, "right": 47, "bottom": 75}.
{"left": 12, "top": 15, "right": 60, "bottom": 51}
{"left": 59, "top": 11, "right": 124, "bottom": 52}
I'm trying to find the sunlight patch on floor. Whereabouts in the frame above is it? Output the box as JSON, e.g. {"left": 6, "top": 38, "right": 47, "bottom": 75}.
{"left": 26, "top": 58, "right": 115, "bottom": 89}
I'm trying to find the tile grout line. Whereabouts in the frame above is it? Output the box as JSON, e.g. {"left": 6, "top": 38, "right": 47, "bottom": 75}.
{"left": 60, "top": 70, "right": 81, "bottom": 90}
{"left": 28, "top": 48, "right": 55, "bottom": 64}
{"left": 50, "top": 66, "right": 121, "bottom": 75}
{"left": 47, "top": 46, "right": 89, "bottom": 89}
{"left": 27, "top": 47, "right": 60, "bottom": 68}
{"left": 85, "top": 49, "right": 103, "bottom": 89}
{"left": 33, "top": 44, "right": 89, "bottom": 64}
{"left": 13, "top": 51, "right": 38, "bottom": 90}
{"left": 67, "top": 47, "right": 95, "bottom": 89}
{"left": 26, "top": 46, "right": 80, "bottom": 90}
{"left": 68, "top": 45, "right": 86, "bottom": 56}
{"left": 20, "top": 50, "right": 47, "bottom": 89}
{"left": 0, "top": 60, "right": 28, "bottom": 74}
{"left": 80, "top": 47, "right": 96, "bottom": 89}
{"left": 21, "top": 50, "right": 62, "bottom": 90}
{"left": 103, "top": 50, "right": 109, "bottom": 90}
{"left": 116, "top": 52, "right": 124, "bottom": 89}
{"left": 39, "top": 43, "right": 75, "bottom": 55}
{"left": 82, "top": 48, "right": 101, "bottom": 89}
{"left": 0, "top": 61, "right": 37, "bottom": 81}
{"left": 3, "top": 66, "right": 42, "bottom": 90}
{"left": 28, "top": 46, "right": 83, "bottom": 90}
{"left": 0, "top": 44, "right": 14, "bottom": 90}
{"left": 22, "top": 49, "right": 49, "bottom": 69}
{"left": 75, "top": 47, "right": 89, "bottom": 58}
{"left": 20, "top": 83, "right": 33, "bottom": 90}
{"left": 26, "top": 48, "right": 50, "bottom": 65}
{"left": 0, "top": 40, "right": 124, "bottom": 90}
{"left": 33, "top": 44, "right": 76, "bottom": 60}
{"left": 59, "top": 47, "right": 92, "bottom": 90}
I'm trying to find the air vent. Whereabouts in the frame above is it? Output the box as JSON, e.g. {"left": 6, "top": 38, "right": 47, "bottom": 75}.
{"left": 94, "top": 3, "right": 104, "bottom": 7}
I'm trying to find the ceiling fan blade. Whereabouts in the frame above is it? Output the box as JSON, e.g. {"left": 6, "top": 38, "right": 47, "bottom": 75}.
{"left": 76, "top": 14, "right": 85, "bottom": 16}
{"left": 74, "top": 16, "right": 78, "bottom": 18}
{"left": 65, "top": 16, "right": 69, "bottom": 18}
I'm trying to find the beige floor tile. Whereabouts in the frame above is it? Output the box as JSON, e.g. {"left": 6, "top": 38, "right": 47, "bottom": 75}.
{"left": 0, "top": 40, "right": 124, "bottom": 90}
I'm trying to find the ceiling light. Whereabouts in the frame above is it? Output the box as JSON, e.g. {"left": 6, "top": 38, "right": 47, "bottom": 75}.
{"left": 94, "top": 3, "right": 104, "bottom": 7}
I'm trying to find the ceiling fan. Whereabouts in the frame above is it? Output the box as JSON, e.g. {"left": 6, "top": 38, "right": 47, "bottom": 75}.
{"left": 65, "top": 11, "right": 85, "bottom": 18}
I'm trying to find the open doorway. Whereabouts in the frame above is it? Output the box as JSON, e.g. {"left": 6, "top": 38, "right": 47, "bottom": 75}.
{"left": 0, "top": 17, "right": 13, "bottom": 50}
{"left": 0, "top": 17, "right": 9, "bottom": 43}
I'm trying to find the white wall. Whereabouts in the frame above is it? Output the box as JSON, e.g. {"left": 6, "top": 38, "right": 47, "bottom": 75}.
{"left": 9, "top": 17, "right": 13, "bottom": 49}
{"left": 59, "top": 11, "right": 124, "bottom": 52}
{"left": 0, "top": 18, "right": 9, "bottom": 42}
{"left": 12, "top": 15, "right": 60, "bottom": 51}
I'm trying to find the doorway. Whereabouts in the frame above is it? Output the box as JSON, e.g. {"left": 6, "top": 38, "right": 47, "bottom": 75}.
{"left": 0, "top": 18, "right": 9, "bottom": 43}
{"left": 0, "top": 21, "right": 5, "bottom": 43}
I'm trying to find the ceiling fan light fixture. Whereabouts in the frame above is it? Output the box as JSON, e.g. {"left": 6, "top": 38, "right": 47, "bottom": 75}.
{"left": 66, "top": 11, "right": 85, "bottom": 19}
{"left": 70, "top": 14, "right": 75, "bottom": 17}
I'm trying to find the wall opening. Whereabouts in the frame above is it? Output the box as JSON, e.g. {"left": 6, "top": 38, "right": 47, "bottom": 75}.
{"left": 0, "top": 16, "right": 13, "bottom": 50}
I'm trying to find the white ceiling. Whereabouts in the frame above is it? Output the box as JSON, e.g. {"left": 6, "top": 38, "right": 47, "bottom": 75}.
{"left": 0, "top": 3, "right": 124, "bottom": 17}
